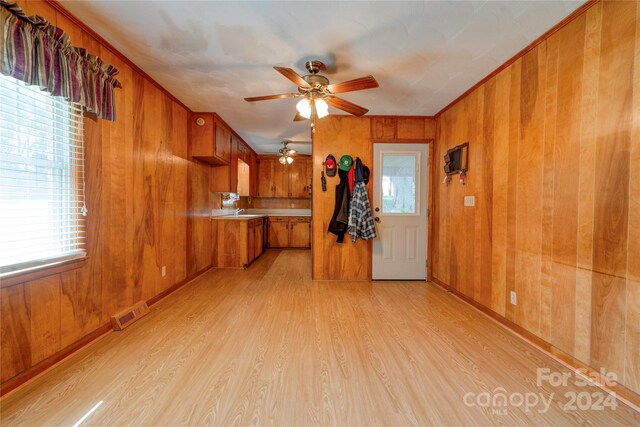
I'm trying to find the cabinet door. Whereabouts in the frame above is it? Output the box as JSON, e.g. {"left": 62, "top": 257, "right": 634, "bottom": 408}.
{"left": 257, "top": 159, "right": 275, "bottom": 197}
{"left": 255, "top": 224, "right": 263, "bottom": 258}
{"left": 268, "top": 220, "right": 289, "bottom": 248}
{"left": 247, "top": 224, "right": 256, "bottom": 263}
{"left": 273, "top": 163, "right": 289, "bottom": 197}
{"left": 300, "top": 158, "right": 312, "bottom": 198}
{"left": 289, "top": 219, "right": 311, "bottom": 248}
{"left": 211, "top": 137, "right": 238, "bottom": 193}
{"left": 230, "top": 136, "right": 238, "bottom": 192}
{"left": 191, "top": 113, "right": 215, "bottom": 159}
{"left": 249, "top": 154, "right": 258, "bottom": 197}
{"left": 214, "top": 122, "right": 232, "bottom": 163}
{"left": 288, "top": 160, "right": 309, "bottom": 198}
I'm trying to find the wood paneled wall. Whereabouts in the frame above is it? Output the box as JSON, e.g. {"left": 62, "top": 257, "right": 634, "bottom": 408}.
{"left": 0, "top": 0, "right": 219, "bottom": 388}
{"left": 312, "top": 116, "right": 435, "bottom": 280}
{"left": 433, "top": 0, "right": 640, "bottom": 393}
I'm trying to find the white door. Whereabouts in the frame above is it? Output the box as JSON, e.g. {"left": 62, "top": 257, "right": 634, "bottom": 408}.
{"left": 372, "top": 143, "right": 428, "bottom": 280}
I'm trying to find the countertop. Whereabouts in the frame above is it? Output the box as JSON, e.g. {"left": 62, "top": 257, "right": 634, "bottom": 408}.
{"left": 211, "top": 214, "right": 266, "bottom": 221}
{"left": 211, "top": 208, "right": 312, "bottom": 219}
{"left": 246, "top": 209, "right": 311, "bottom": 217}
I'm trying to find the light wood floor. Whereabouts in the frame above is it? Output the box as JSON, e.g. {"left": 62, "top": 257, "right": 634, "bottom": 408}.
{"left": 1, "top": 250, "right": 638, "bottom": 426}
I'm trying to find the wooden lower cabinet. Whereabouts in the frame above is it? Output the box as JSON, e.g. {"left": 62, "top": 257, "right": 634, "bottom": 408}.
{"left": 213, "top": 217, "right": 265, "bottom": 268}
{"left": 267, "top": 216, "right": 311, "bottom": 248}
{"left": 248, "top": 220, "right": 263, "bottom": 263}
{"left": 268, "top": 218, "right": 290, "bottom": 248}
{"left": 289, "top": 218, "right": 311, "bottom": 248}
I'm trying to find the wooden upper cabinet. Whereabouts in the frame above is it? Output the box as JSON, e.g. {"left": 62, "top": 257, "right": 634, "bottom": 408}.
{"left": 256, "top": 155, "right": 311, "bottom": 198}
{"left": 237, "top": 159, "right": 250, "bottom": 196}
{"left": 211, "top": 134, "right": 238, "bottom": 193}
{"left": 191, "top": 113, "right": 232, "bottom": 165}
{"left": 257, "top": 158, "right": 275, "bottom": 197}
{"left": 214, "top": 122, "right": 232, "bottom": 163}
{"left": 249, "top": 153, "right": 258, "bottom": 197}
{"left": 257, "top": 158, "right": 289, "bottom": 198}
{"left": 273, "top": 163, "right": 289, "bottom": 198}
{"left": 289, "top": 158, "right": 312, "bottom": 198}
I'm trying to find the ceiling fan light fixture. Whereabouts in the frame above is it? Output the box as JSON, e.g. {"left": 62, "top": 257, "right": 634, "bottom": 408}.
{"left": 286, "top": 156, "right": 294, "bottom": 164}
{"left": 315, "top": 98, "right": 329, "bottom": 118}
{"left": 279, "top": 155, "right": 287, "bottom": 165}
{"left": 296, "top": 98, "right": 312, "bottom": 119}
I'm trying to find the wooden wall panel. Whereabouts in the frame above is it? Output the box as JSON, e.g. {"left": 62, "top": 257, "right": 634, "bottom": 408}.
{"left": 433, "top": 0, "right": 640, "bottom": 394}
{"left": 0, "top": 285, "right": 31, "bottom": 382}
{"left": 312, "top": 117, "right": 373, "bottom": 281}
{"left": 625, "top": 0, "right": 640, "bottom": 393}
{"left": 28, "top": 276, "right": 60, "bottom": 365}
{"left": 590, "top": 0, "right": 635, "bottom": 377}
{"left": 0, "top": 1, "right": 216, "bottom": 388}
{"left": 173, "top": 103, "right": 189, "bottom": 285}
{"left": 312, "top": 116, "right": 435, "bottom": 280}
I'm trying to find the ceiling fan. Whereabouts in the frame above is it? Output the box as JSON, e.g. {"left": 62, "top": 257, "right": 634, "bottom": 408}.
{"left": 244, "top": 60, "right": 379, "bottom": 123}
{"left": 278, "top": 140, "right": 296, "bottom": 164}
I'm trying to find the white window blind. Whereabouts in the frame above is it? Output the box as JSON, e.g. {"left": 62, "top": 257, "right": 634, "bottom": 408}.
{"left": 0, "top": 74, "right": 87, "bottom": 275}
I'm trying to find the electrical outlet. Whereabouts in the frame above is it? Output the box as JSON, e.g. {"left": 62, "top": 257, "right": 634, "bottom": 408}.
{"left": 510, "top": 291, "right": 517, "bottom": 305}
{"left": 161, "top": 266, "right": 167, "bottom": 277}
{"left": 464, "top": 195, "right": 475, "bottom": 207}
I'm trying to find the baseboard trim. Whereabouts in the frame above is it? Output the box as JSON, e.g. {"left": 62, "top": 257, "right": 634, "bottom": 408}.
{"left": 0, "top": 266, "right": 214, "bottom": 399}
{"left": 146, "top": 266, "right": 212, "bottom": 307}
{"left": 0, "top": 323, "right": 112, "bottom": 398}
{"left": 430, "top": 277, "right": 640, "bottom": 413}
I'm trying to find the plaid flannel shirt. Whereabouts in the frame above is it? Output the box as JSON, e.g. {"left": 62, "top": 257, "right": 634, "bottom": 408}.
{"left": 348, "top": 181, "right": 377, "bottom": 242}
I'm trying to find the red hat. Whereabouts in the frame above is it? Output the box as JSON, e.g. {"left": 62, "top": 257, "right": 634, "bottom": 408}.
{"left": 325, "top": 154, "right": 337, "bottom": 177}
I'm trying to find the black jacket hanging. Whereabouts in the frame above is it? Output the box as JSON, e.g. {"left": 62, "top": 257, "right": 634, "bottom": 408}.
{"left": 328, "top": 169, "right": 350, "bottom": 243}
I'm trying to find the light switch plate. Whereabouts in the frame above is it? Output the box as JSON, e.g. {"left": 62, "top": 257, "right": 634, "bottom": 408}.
{"left": 161, "top": 266, "right": 167, "bottom": 277}
{"left": 510, "top": 291, "right": 517, "bottom": 305}
{"left": 464, "top": 196, "right": 475, "bottom": 207}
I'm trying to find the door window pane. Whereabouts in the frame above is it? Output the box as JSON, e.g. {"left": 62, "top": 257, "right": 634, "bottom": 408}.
{"left": 381, "top": 154, "right": 418, "bottom": 214}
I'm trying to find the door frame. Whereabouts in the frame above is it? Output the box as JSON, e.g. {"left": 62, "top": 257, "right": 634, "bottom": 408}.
{"left": 369, "top": 139, "right": 434, "bottom": 281}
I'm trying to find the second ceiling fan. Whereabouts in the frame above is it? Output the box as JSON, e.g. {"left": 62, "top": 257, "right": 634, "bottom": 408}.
{"left": 244, "top": 60, "right": 379, "bottom": 122}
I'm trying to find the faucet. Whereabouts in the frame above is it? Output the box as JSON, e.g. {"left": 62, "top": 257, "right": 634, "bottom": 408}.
{"left": 233, "top": 208, "right": 245, "bottom": 216}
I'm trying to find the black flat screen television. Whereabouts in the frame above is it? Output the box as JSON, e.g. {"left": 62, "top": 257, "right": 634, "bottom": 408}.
{"left": 444, "top": 142, "right": 468, "bottom": 175}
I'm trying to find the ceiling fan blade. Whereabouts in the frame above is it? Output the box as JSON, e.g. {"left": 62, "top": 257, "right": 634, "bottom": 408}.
{"left": 293, "top": 112, "right": 307, "bottom": 121}
{"left": 274, "top": 67, "right": 311, "bottom": 88}
{"left": 326, "top": 96, "right": 369, "bottom": 116}
{"left": 326, "top": 75, "right": 378, "bottom": 94}
{"left": 244, "top": 93, "right": 296, "bottom": 102}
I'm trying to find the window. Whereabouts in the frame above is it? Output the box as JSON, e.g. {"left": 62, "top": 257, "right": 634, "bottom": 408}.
{"left": 381, "top": 153, "right": 419, "bottom": 214}
{"left": 0, "top": 74, "right": 86, "bottom": 275}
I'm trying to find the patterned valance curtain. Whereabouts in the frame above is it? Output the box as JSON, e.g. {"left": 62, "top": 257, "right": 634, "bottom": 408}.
{"left": 0, "top": 1, "right": 120, "bottom": 120}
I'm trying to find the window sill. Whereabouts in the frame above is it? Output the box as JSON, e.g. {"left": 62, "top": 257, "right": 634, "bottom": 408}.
{"left": 0, "top": 257, "right": 88, "bottom": 289}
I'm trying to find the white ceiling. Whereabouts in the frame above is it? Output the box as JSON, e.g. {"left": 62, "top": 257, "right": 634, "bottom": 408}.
{"left": 60, "top": 0, "right": 583, "bottom": 155}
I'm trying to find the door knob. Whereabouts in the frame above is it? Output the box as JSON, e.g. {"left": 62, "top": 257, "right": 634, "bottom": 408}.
{"left": 374, "top": 217, "right": 380, "bottom": 222}
{"left": 374, "top": 207, "right": 380, "bottom": 212}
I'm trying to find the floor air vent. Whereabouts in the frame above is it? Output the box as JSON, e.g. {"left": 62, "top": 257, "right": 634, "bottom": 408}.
{"left": 111, "top": 301, "right": 150, "bottom": 331}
